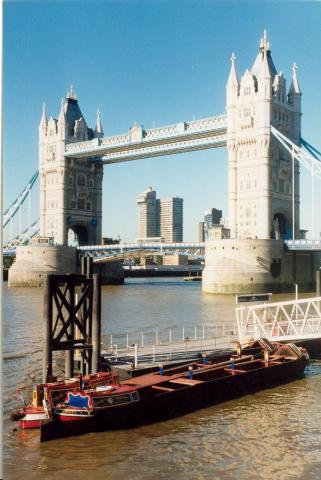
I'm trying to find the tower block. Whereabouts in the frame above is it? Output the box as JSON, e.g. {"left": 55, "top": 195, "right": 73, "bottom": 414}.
{"left": 39, "top": 88, "right": 103, "bottom": 246}
{"left": 227, "top": 31, "right": 301, "bottom": 240}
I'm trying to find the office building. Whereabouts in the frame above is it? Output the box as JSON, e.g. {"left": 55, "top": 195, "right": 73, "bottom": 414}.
{"left": 204, "top": 208, "right": 222, "bottom": 238}
{"left": 137, "top": 188, "right": 183, "bottom": 242}
{"left": 159, "top": 197, "right": 183, "bottom": 242}
{"left": 136, "top": 187, "right": 158, "bottom": 239}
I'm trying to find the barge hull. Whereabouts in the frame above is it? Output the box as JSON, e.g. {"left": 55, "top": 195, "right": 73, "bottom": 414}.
{"left": 40, "top": 356, "right": 307, "bottom": 442}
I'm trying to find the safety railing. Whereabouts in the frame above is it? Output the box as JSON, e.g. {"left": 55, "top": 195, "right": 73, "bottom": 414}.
{"left": 102, "top": 323, "right": 238, "bottom": 368}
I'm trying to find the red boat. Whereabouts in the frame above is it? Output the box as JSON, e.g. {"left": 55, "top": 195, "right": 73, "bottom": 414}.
{"left": 12, "top": 371, "right": 118, "bottom": 429}
{"left": 12, "top": 339, "right": 309, "bottom": 441}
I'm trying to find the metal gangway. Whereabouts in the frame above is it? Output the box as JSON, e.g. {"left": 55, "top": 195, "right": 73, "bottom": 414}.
{"left": 101, "top": 323, "right": 238, "bottom": 368}
{"left": 236, "top": 296, "right": 321, "bottom": 344}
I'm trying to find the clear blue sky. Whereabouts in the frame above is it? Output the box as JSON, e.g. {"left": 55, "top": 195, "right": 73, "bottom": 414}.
{"left": 4, "top": 1, "right": 321, "bottom": 242}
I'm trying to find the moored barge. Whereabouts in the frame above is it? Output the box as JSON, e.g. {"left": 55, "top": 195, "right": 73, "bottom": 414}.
{"left": 12, "top": 339, "right": 309, "bottom": 442}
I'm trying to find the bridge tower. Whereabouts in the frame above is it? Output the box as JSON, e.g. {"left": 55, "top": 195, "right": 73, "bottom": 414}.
{"left": 227, "top": 31, "right": 301, "bottom": 240}
{"left": 39, "top": 88, "right": 103, "bottom": 246}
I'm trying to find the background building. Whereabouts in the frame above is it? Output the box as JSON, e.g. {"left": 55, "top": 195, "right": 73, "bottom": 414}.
{"left": 198, "top": 221, "right": 205, "bottom": 242}
{"left": 136, "top": 187, "right": 158, "bottom": 239}
{"left": 160, "top": 197, "right": 183, "bottom": 242}
{"left": 137, "top": 188, "right": 183, "bottom": 242}
{"left": 203, "top": 208, "right": 222, "bottom": 239}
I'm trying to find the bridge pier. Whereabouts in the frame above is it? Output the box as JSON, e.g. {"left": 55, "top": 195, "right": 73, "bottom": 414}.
{"left": 202, "top": 239, "right": 321, "bottom": 294}
{"left": 8, "top": 243, "right": 124, "bottom": 287}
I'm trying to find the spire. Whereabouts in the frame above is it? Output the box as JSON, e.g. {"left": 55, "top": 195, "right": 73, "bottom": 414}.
{"left": 67, "top": 84, "right": 77, "bottom": 100}
{"left": 95, "top": 108, "right": 104, "bottom": 137}
{"left": 39, "top": 102, "right": 47, "bottom": 129}
{"left": 251, "top": 30, "right": 277, "bottom": 78}
{"left": 227, "top": 52, "right": 239, "bottom": 87}
{"left": 58, "top": 97, "right": 66, "bottom": 123}
{"left": 289, "top": 62, "right": 301, "bottom": 95}
{"left": 260, "top": 47, "right": 272, "bottom": 78}
{"left": 260, "top": 29, "right": 270, "bottom": 52}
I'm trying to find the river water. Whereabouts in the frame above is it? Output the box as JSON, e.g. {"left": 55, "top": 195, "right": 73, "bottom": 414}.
{"left": 3, "top": 278, "right": 321, "bottom": 480}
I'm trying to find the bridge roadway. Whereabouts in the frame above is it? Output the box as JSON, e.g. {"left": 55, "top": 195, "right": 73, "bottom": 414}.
{"left": 285, "top": 240, "right": 321, "bottom": 251}
{"left": 64, "top": 114, "right": 227, "bottom": 163}
{"left": 4, "top": 240, "right": 321, "bottom": 258}
{"left": 78, "top": 242, "right": 206, "bottom": 261}
{"left": 79, "top": 239, "right": 321, "bottom": 254}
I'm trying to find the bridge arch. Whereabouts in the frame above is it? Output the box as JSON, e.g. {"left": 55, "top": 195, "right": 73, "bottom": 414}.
{"left": 68, "top": 225, "right": 88, "bottom": 247}
{"left": 272, "top": 213, "right": 289, "bottom": 240}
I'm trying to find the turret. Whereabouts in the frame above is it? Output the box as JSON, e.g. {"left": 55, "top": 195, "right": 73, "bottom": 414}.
{"left": 94, "top": 109, "right": 104, "bottom": 138}
{"left": 288, "top": 63, "right": 302, "bottom": 142}
{"left": 288, "top": 63, "right": 301, "bottom": 107}
{"left": 39, "top": 103, "right": 47, "bottom": 138}
{"left": 226, "top": 53, "right": 239, "bottom": 105}
{"left": 58, "top": 97, "right": 68, "bottom": 140}
{"left": 254, "top": 31, "right": 275, "bottom": 101}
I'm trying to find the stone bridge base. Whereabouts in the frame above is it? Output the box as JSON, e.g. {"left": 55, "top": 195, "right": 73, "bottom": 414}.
{"left": 8, "top": 246, "right": 124, "bottom": 287}
{"left": 202, "top": 239, "right": 321, "bottom": 294}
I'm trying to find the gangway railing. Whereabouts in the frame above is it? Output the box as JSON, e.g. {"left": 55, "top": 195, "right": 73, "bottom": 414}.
{"left": 102, "top": 323, "right": 238, "bottom": 367}
{"left": 236, "top": 296, "right": 321, "bottom": 343}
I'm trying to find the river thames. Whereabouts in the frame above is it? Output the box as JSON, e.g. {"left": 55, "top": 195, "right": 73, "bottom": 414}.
{"left": 3, "top": 278, "right": 321, "bottom": 480}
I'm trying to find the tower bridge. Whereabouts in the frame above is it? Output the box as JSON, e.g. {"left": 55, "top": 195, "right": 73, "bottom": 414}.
{"left": 64, "top": 115, "right": 227, "bottom": 163}
{"left": 5, "top": 31, "right": 321, "bottom": 291}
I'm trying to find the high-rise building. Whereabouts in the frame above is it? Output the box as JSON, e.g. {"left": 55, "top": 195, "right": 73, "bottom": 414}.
{"left": 160, "top": 197, "right": 183, "bottom": 242}
{"left": 204, "top": 208, "right": 222, "bottom": 238}
{"left": 199, "top": 222, "right": 205, "bottom": 242}
{"left": 136, "top": 189, "right": 183, "bottom": 242}
{"left": 136, "top": 187, "right": 157, "bottom": 239}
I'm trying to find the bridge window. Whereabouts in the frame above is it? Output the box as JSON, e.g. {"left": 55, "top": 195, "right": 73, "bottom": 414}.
{"left": 279, "top": 179, "right": 285, "bottom": 193}
{"left": 77, "top": 197, "right": 86, "bottom": 210}
{"left": 244, "top": 87, "right": 251, "bottom": 96}
{"left": 77, "top": 174, "right": 86, "bottom": 186}
{"left": 68, "top": 176, "right": 73, "bottom": 185}
{"left": 70, "top": 197, "right": 76, "bottom": 209}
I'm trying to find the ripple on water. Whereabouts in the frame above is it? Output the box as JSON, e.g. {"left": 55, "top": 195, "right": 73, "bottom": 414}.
{"left": 4, "top": 283, "right": 321, "bottom": 480}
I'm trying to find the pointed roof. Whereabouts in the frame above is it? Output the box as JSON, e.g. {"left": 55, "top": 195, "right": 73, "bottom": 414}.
{"left": 251, "top": 30, "right": 277, "bottom": 79}
{"left": 63, "top": 87, "right": 87, "bottom": 137}
{"left": 67, "top": 84, "right": 77, "bottom": 100}
{"left": 39, "top": 102, "right": 47, "bottom": 128}
{"left": 227, "top": 52, "right": 239, "bottom": 87}
{"left": 289, "top": 62, "right": 301, "bottom": 95}
{"left": 58, "top": 97, "right": 66, "bottom": 124}
{"left": 95, "top": 109, "right": 104, "bottom": 135}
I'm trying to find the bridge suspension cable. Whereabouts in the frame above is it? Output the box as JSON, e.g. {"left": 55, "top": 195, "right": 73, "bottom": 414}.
{"left": 3, "top": 170, "right": 39, "bottom": 228}
{"left": 300, "top": 138, "right": 321, "bottom": 160}
{"left": 271, "top": 126, "right": 321, "bottom": 240}
{"left": 3, "top": 218, "right": 39, "bottom": 253}
{"left": 271, "top": 126, "right": 321, "bottom": 179}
